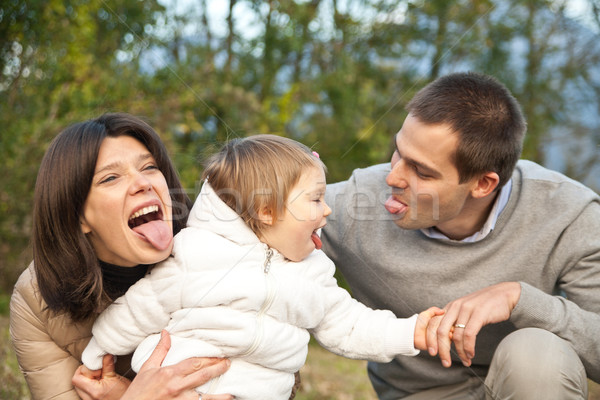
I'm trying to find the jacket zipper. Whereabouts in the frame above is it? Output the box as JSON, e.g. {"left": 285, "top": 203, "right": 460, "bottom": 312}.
{"left": 239, "top": 247, "right": 276, "bottom": 357}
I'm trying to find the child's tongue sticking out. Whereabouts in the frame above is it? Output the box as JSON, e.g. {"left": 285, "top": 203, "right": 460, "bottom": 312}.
{"left": 311, "top": 231, "right": 322, "bottom": 250}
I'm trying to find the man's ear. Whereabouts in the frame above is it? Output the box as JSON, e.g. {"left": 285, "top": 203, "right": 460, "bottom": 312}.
{"left": 80, "top": 218, "right": 92, "bottom": 234}
{"left": 257, "top": 207, "right": 274, "bottom": 226}
{"left": 471, "top": 172, "right": 500, "bottom": 199}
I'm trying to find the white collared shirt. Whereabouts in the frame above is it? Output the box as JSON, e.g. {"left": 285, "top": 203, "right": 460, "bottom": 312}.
{"left": 421, "top": 179, "right": 513, "bottom": 243}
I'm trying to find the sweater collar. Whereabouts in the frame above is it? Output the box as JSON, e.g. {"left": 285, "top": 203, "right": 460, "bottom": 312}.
{"left": 421, "top": 179, "right": 513, "bottom": 243}
{"left": 99, "top": 260, "right": 149, "bottom": 300}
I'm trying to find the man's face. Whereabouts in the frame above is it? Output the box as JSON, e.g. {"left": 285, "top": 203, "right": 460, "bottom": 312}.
{"left": 385, "top": 113, "right": 477, "bottom": 236}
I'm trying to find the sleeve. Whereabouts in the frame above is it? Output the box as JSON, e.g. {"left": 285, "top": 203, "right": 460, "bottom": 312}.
{"left": 82, "top": 256, "right": 184, "bottom": 370}
{"left": 9, "top": 266, "right": 82, "bottom": 400}
{"left": 309, "top": 256, "right": 419, "bottom": 362}
{"left": 510, "top": 201, "right": 600, "bottom": 381}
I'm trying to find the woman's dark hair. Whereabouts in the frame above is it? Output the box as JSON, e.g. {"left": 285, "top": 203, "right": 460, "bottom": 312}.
{"left": 32, "top": 113, "right": 191, "bottom": 321}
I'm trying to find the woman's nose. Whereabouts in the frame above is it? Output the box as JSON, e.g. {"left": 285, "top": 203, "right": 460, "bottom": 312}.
{"left": 130, "top": 172, "right": 153, "bottom": 194}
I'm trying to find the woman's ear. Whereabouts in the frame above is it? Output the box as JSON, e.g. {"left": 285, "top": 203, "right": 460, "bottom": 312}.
{"left": 471, "top": 172, "right": 500, "bottom": 199}
{"left": 80, "top": 217, "right": 92, "bottom": 234}
{"left": 257, "top": 207, "right": 274, "bottom": 226}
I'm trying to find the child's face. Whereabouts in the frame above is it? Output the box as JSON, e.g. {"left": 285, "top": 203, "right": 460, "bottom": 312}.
{"left": 260, "top": 166, "right": 331, "bottom": 262}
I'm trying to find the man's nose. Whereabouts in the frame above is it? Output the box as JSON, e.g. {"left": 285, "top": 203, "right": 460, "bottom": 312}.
{"left": 386, "top": 161, "right": 408, "bottom": 189}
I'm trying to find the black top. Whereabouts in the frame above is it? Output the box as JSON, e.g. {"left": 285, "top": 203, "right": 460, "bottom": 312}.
{"left": 99, "top": 260, "right": 149, "bottom": 300}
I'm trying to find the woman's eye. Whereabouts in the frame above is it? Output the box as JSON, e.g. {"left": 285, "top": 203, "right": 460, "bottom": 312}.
{"left": 143, "top": 164, "right": 159, "bottom": 171}
{"left": 99, "top": 176, "right": 117, "bottom": 184}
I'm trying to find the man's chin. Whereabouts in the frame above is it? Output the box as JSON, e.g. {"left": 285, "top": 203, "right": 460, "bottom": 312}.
{"left": 392, "top": 217, "right": 431, "bottom": 231}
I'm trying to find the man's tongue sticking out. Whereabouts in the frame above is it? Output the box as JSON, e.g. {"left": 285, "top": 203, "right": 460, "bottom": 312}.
{"left": 132, "top": 220, "right": 172, "bottom": 250}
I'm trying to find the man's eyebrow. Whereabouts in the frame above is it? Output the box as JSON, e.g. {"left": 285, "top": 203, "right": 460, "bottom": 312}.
{"left": 94, "top": 153, "right": 153, "bottom": 176}
{"left": 393, "top": 133, "right": 441, "bottom": 178}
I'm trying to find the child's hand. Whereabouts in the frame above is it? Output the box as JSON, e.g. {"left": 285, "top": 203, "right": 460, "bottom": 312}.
{"left": 73, "top": 354, "right": 131, "bottom": 400}
{"left": 414, "top": 306, "right": 445, "bottom": 351}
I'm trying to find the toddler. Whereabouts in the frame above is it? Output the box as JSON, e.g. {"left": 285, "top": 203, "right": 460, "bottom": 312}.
{"left": 82, "top": 134, "right": 442, "bottom": 399}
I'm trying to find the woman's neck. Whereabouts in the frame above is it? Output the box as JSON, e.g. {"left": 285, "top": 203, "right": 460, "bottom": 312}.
{"left": 99, "top": 260, "right": 149, "bottom": 300}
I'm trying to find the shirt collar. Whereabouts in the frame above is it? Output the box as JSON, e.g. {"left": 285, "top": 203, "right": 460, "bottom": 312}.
{"left": 421, "top": 179, "right": 512, "bottom": 243}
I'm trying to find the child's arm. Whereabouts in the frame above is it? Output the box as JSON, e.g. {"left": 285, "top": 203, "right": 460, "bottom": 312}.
{"left": 413, "top": 306, "right": 445, "bottom": 351}
{"left": 81, "top": 257, "right": 184, "bottom": 370}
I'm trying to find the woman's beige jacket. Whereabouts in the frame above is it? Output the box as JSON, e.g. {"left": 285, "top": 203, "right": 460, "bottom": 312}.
{"left": 9, "top": 264, "right": 133, "bottom": 400}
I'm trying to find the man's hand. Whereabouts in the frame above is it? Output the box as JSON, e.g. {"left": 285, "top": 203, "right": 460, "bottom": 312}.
{"left": 426, "top": 282, "right": 521, "bottom": 367}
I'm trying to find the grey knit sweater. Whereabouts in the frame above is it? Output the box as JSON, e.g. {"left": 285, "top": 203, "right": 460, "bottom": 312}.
{"left": 322, "top": 160, "right": 600, "bottom": 398}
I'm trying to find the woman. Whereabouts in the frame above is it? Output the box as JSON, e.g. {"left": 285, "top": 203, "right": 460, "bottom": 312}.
{"left": 9, "top": 113, "right": 231, "bottom": 400}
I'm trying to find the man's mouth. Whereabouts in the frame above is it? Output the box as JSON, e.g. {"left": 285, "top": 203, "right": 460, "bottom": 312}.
{"left": 384, "top": 195, "right": 408, "bottom": 215}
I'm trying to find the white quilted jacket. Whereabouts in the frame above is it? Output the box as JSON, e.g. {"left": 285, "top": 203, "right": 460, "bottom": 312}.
{"left": 83, "top": 182, "right": 418, "bottom": 399}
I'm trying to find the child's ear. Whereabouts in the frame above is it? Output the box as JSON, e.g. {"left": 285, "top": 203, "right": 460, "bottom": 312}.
{"left": 257, "top": 207, "right": 274, "bottom": 226}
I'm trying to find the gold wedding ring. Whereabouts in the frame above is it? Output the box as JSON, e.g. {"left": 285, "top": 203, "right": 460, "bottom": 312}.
{"left": 454, "top": 323, "right": 466, "bottom": 329}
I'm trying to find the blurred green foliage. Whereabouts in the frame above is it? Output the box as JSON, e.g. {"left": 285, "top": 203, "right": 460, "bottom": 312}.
{"left": 2, "top": 0, "right": 600, "bottom": 292}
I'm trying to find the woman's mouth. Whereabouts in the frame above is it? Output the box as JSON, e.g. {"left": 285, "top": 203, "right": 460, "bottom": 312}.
{"left": 129, "top": 205, "right": 161, "bottom": 227}
{"left": 128, "top": 204, "right": 172, "bottom": 250}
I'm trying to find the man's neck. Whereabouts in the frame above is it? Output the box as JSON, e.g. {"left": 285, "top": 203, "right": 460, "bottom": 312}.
{"left": 434, "top": 192, "right": 499, "bottom": 241}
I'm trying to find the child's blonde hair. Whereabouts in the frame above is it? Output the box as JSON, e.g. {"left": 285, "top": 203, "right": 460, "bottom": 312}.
{"left": 202, "top": 134, "right": 325, "bottom": 236}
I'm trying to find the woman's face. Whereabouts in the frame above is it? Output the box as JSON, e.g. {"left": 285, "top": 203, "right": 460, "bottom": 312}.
{"left": 80, "top": 135, "right": 174, "bottom": 266}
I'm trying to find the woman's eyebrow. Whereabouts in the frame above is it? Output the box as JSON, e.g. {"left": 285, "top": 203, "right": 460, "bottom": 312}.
{"left": 94, "top": 161, "right": 121, "bottom": 176}
{"left": 94, "top": 153, "right": 153, "bottom": 176}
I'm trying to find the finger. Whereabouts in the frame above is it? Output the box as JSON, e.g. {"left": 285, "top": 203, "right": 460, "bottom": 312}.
{"left": 180, "top": 359, "right": 231, "bottom": 390}
{"left": 450, "top": 308, "right": 477, "bottom": 367}
{"left": 461, "top": 311, "right": 486, "bottom": 361}
{"left": 72, "top": 366, "right": 100, "bottom": 400}
{"left": 140, "top": 330, "right": 171, "bottom": 371}
{"left": 426, "top": 315, "right": 442, "bottom": 356}
{"left": 101, "top": 354, "right": 117, "bottom": 378}
{"left": 76, "top": 364, "right": 103, "bottom": 380}
{"left": 431, "top": 307, "right": 445, "bottom": 316}
{"left": 437, "top": 307, "right": 461, "bottom": 368}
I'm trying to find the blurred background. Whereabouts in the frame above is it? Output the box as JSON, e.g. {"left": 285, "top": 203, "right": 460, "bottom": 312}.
{"left": 1, "top": 0, "right": 600, "bottom": 398}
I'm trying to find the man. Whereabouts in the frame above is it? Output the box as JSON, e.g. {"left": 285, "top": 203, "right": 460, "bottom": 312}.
{"left": 322, "top": 72, "right": 600, "bottom": 399}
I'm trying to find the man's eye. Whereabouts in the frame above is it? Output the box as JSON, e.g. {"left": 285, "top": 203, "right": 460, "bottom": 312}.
{"left": 414, "top": 167, "right": 429, "bottom": 179}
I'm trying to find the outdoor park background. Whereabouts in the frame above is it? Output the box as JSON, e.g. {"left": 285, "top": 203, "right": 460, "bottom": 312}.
{"left": 1, "top": 0, "right": 600, "bottom": 398}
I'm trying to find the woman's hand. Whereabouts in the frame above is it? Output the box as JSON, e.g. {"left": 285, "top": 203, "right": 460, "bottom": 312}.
{"left": 73, "top": 331, "right": 232, "bottom": 400}
{"left": 73, "top": 354, "right": 131, "bottom": 400}
{"left": 121, "top": 330, "right": 232, "bottom": 400}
